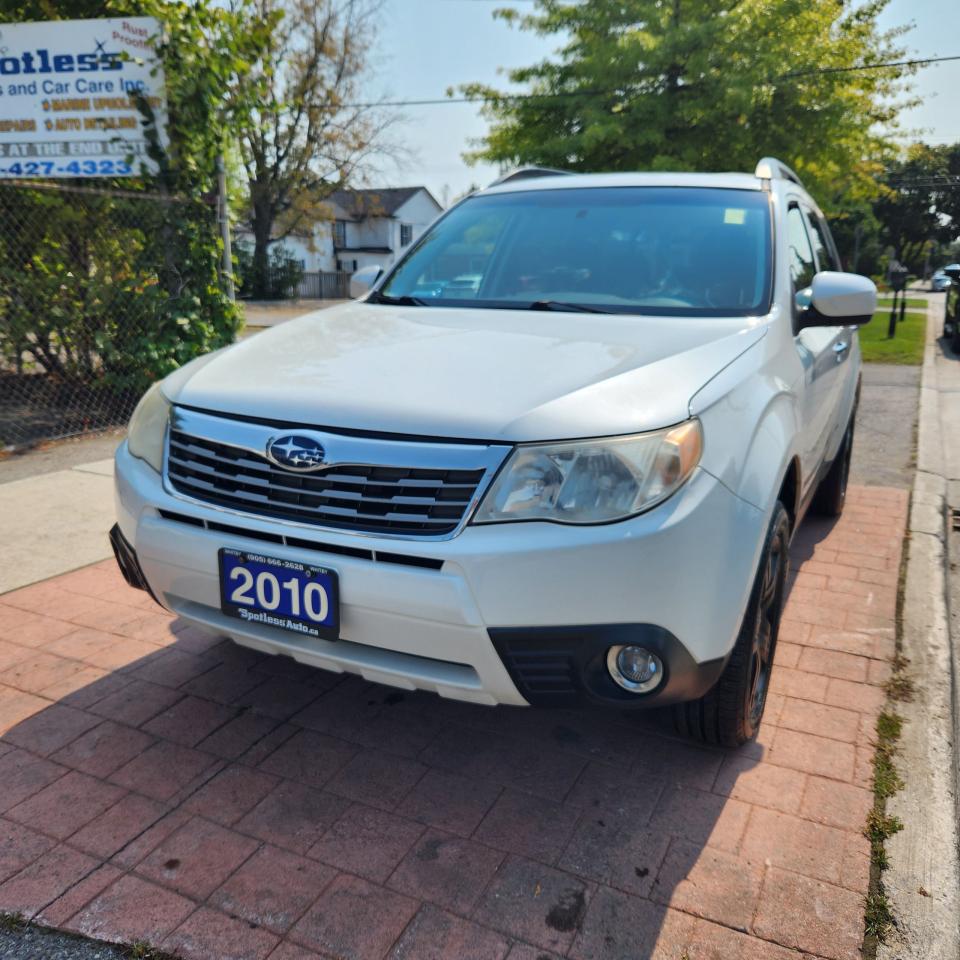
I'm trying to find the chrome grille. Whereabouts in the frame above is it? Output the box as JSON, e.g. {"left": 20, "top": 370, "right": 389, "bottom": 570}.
{"left": 164, "top": 410, "right": 506, "bottom": 538}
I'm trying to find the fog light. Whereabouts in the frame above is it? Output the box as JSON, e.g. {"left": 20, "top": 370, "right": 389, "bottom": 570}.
{"left": 607, "top": 645, "right": 663, "bottom": 693}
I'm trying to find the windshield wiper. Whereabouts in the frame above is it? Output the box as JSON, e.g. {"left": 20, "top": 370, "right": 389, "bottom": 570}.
{"left": 367, "top": 291, "right": 429, "bottom": 306}
{"left": 527, "top": 300, "right": 611, "bottom": 314}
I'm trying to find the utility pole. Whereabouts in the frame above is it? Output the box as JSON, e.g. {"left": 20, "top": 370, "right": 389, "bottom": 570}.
{"left": 216, "top": 153, "right": 235, "bottom": 303}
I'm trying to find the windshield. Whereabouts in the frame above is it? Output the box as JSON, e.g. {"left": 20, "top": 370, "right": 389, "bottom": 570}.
{"left": 378, "top": 186, "right": 772, "bottom": 317}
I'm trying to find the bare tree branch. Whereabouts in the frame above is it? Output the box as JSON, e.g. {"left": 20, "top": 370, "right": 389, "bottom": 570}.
{"left": 235, "top": 0, "right": 403, "bottom": 294}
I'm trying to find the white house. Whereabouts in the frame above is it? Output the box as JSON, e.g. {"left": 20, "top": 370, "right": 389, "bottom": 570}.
{"left": 278, "top": 186, "right": 443, "bottom": 274}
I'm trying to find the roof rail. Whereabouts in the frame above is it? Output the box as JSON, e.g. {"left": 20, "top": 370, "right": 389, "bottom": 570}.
{"left": 489, "top": 166, "right": 573, "bottom": 186}
{"left": 754, "top": 157, "right": 805, "bottom": 189}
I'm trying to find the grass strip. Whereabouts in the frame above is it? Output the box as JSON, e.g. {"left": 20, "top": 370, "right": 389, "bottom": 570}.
{"left": 859, "top": 311, "right": 925, "bottom": 364}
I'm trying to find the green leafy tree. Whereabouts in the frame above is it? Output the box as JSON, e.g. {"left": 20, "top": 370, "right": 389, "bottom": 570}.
{"left": 235, "top": 242, "right": 306, "bottom": 300}
{"left": 873, "top": 142, "right": 960, "bottom": 274}
{"left": 828, "top": 201, "right": 883, "bottom": 275}
{"left": 458, "top": 0, "right": 914, "bottom": 204}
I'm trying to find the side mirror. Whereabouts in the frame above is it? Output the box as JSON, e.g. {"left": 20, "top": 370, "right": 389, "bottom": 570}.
{"left": 798, "top": 271, "right": 877, "bottom": 328}
{"left": 349, "top": 264, "right": 383, "bottom": 299}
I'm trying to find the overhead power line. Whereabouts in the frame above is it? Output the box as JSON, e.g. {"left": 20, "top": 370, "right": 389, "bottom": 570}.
{"left": 339, "top": 53, "right": 960, "bottom": 110}
{"left": 782, "top": 54, "right": 960, "bottom": 78}
{"left": 889, "top": 177, "right": 960, "bottom": 188}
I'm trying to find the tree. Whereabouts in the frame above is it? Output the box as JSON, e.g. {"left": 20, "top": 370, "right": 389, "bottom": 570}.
{"left": 828, "top": 201, "right": 883, "bottom": 275}
{"left": 237, "top": 0, "right": 395, "bottom": 297}
{"left": 873, "top": 143, "right": 960, "bottom": 275}
{"left": 457, "top": 0, "right": 914, "bottom": 204}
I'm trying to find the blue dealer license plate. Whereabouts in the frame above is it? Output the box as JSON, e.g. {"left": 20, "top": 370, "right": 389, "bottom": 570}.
{"left": 219, "top": 549, "right": 339, "bottom": 640}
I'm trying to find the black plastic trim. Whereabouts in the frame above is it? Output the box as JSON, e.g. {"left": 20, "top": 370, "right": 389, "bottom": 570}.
{"left": 155, "top": 507, "right": 443, "bottom": 572}
{"left": 109, "top": 524, "right": 163, "bottom": 608}
{"left": 207, "top": 519, "right": 284, "bottom": 544}
{"left": 488, "top": 623, "right": 727, "bottom": 709}
{"left": 285, "top": 535, "right": 374, "bottom": 562}
{"left": 158, "top": 509, "right": 204, "bottom": 528}
{"left": 376, "top": 551, "right": 444, "bottom": 571}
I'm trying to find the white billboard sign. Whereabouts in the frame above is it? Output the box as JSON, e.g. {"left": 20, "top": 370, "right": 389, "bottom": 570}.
{"left": 0, "top": 17, "right": 167, "bottom": 178}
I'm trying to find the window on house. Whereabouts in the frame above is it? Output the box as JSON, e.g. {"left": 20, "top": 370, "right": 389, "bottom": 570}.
{"left": 333, "top": 220, "right": 346, "bottom": 247}
{"left": 400, "top": 223, "right": 413, "bottom": 247}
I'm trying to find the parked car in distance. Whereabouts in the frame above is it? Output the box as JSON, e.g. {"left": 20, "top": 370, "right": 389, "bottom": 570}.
{"left": 932, "top": 269, "right": 952, "bottom": 293}
{"left": 112, "top": 157, "right": 876, "bottom": 747}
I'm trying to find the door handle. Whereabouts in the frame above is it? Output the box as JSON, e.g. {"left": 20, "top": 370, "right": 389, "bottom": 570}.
{"left": 833, "top": 341, "right": 848, "bottom": 361}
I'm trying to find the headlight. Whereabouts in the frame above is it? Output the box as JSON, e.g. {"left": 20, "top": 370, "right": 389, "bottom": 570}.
{"left": 474, "top": 420, "right": 703, "bottom": 525}
{"left": 127, "top": 382, "right": 171, "bottom": 473}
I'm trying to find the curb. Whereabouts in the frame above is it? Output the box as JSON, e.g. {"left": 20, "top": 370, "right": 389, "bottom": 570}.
{"left": 878, "top": 301, "right": 960, "bottom": 959}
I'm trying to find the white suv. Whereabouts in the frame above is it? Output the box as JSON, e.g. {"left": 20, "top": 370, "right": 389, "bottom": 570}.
{"left": 111, "top": 158, "right": 876, "bottom": 746}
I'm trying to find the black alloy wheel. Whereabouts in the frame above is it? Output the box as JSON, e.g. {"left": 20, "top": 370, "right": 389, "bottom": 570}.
{"left": 812, "top": 418, "right": 854, "bottom": 518}
{"left": 747, "top": 521, "right": 786, "bottom": 729}
{"left": 675, "top": 501, "right": 790, "bottom": 747}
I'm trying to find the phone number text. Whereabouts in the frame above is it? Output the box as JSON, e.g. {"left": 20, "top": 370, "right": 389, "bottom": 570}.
{"left": 0, "top": 160, "right": 133, "bottom": 177}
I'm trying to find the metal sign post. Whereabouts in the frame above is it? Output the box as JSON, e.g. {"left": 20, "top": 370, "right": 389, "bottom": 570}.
{"left": 216, "top": 153, "right": 235, "bottom": 302}
{"left": 888, "top": 264, "right": 909, "bottom": 339}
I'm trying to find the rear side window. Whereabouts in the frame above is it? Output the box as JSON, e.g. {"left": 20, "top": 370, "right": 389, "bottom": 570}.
{"left": 786, "top": 205, "right": 816, "bottom": 289}
{"left": 804, "top": 210, "right": 842, "bottom": 272}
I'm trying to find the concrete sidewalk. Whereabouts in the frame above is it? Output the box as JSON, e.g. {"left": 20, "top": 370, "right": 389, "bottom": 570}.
{"left": 878, "top": 297, "right": 960, "bottom": 959}
{"left": 0, "top": 458, "right": 117, "bottom": 594}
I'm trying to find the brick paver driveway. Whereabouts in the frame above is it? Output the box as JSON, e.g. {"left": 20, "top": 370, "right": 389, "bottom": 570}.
{"left": 0, "top": 485, "right": 907, "bottom": 960}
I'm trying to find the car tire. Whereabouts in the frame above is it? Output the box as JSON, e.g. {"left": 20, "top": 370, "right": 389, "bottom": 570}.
{"left": 810, "top": 417, "right": 854, "bottom": 518}
{"left": 674, "top": 501, "right": 790, "bottom": 747}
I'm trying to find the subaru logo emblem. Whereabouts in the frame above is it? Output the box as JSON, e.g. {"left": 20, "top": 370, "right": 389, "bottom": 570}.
{"left": 266, "top": 435, "right": 326, "bottom": 472}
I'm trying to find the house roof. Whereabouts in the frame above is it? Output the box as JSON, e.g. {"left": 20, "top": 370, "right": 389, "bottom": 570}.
{"left": 329, "top": 186, "right": 439, "bottom": 220}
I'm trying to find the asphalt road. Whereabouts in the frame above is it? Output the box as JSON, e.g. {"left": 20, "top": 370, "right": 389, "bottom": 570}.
{"left": 0, "top": 431, "right": 122, "bottom": 485}
{"left": 850, "top": 361, "right": 921, "bottom": 490}
{"left": 0, "top": 924, "right": 129, "bottom": 959}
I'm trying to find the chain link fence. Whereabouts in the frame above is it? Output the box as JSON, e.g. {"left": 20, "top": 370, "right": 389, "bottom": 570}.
{"left": 0, "top": 180, "right": 221, "bottom": 451}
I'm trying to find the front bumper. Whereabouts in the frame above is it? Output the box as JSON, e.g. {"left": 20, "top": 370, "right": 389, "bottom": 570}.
{"left": 114, "top": 441, "right": 765, "bottom": 708}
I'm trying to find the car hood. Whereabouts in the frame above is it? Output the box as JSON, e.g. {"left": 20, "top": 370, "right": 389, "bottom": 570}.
{"left": 166, "top": 302, "right": 767, "bottom": 441}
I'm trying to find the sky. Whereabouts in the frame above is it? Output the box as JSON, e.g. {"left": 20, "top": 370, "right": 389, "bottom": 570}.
{"left": 366, "top": 0, "right": 960, "bottom": 203}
